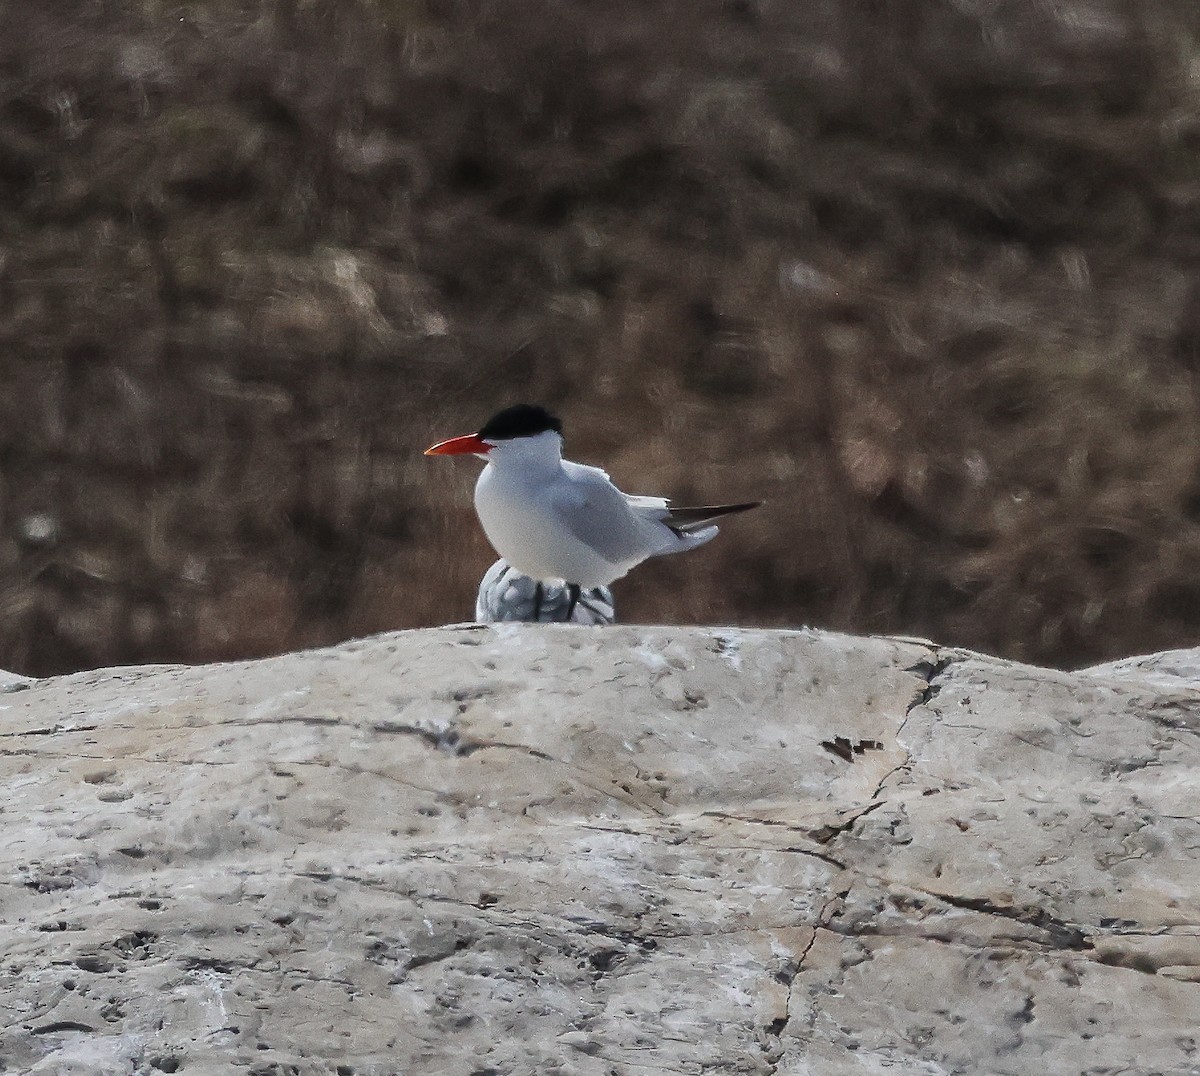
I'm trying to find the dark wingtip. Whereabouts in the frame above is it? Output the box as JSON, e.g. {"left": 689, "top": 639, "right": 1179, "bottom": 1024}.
{"left": 698, "top": 501, "right": 762, "bottom": 515}
{"left": 663, "top": 501, "right": 762, "bottom": 531}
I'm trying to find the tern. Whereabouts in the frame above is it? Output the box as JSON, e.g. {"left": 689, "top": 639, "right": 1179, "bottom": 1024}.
{"left": 426, "top": 404, "right": 759, "bottom": 619}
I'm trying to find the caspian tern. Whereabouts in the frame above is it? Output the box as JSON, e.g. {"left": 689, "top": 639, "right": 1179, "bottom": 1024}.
{"left": 426, "top": 404, "right": 759, "bottom": 619}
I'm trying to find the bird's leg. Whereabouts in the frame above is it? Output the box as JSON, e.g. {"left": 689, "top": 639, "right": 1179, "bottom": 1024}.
{"left": 533, "top": 582, "right": 544, "bottom": 621}
{"left": 565, "top": 583, "right": 581, "bottom": 622}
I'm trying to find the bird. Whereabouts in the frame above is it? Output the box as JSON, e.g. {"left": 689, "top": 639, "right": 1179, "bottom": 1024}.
{"left": 426, "top": 404, "right": 760, "bottom": 620}
{"left": 476, "top": 559, "right": 615, "bottom": 625}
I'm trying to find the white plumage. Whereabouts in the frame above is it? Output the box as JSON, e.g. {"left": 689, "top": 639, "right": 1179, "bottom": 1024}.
{"left": 472, "top": 430, "right": 720, "bottom": 588}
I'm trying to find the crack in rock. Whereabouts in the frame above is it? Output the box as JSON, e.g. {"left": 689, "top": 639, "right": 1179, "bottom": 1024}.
{"left": 1, "top": 724, "right": 99, "bottom": 738}
{"left": 905, "top": 654, "right": 955, "bottom": 714}
{"left": 31, "top": 1021, "right": 97, "bottom": 1034}
{"left": 764, "top": 901, "right": 838, "bottom": 1074}
{"left": 864, "top": 652, "right": 958, "bottom": 799}
{"left": 917, "top": 888, "right": 1092, "bottom": 951}
{"left": 371, "top": 720, "right": 554, "bottom": 761}
{"left": 226, "top": 715, "right": 343, "bottom": 728}
{"left": 807, "top": 801, "right": 885, "bottom": 844}
{"left": 701, "top": 811, "right": 848, "bottom": 868}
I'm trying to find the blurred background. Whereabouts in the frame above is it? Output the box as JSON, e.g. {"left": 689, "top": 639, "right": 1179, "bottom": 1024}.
{"left": 3, "top": 0, "right": 1200, "bottom": 676}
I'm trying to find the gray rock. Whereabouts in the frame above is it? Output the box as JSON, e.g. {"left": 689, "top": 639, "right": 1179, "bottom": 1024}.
{"left": 476, "top": 559, "right": 616, "bottom": 624}
{"left": 1, "top": 626, "right": 1197, "bottom": 1074}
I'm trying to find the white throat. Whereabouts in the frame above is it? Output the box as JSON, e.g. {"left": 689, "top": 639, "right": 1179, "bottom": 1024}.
{"left": 483, "top": 430, "right": 564, "bottom": 476}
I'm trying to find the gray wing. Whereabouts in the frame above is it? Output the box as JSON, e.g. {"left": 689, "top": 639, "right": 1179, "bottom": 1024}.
{"left": 554, "top": 462, "right": 673, "bottom": 564}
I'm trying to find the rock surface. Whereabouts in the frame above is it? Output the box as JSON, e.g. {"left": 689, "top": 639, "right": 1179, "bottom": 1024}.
{"left": 1, "top": 625, "right": 1198, "bottom": 1075}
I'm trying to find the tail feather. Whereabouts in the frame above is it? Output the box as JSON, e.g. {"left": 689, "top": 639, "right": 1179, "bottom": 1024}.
{"left": 664, "top": 501, "right": 761, "bottom": 534}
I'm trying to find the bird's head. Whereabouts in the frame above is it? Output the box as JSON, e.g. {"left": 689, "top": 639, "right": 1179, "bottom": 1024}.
{"left": 424, "top": 404, "right": 564, "bottom": 464}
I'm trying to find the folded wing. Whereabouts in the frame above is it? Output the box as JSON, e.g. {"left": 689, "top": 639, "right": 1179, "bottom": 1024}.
{"left": 555, "top": 461, "right": 761, "bottom": 566}
{"left": 553, "top": 463, "right": 669, "bottom": 565}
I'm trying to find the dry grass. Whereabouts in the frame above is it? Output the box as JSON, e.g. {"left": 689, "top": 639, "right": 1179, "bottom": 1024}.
{"left": 2, "top": 0, "right": 1200, "bottom": 674}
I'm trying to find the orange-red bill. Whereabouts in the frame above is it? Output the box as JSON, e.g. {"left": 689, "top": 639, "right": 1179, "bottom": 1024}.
{"left": 424, "top": 433, "right": 491, "bottom": 456}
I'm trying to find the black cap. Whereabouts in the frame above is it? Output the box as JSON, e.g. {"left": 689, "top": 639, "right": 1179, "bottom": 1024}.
{"left": 478, "top": 404, "right": 563, "bottom": 441}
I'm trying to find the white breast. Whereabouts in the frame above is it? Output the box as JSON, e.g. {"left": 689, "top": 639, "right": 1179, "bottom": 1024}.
{"left": 474, "top": 464, "right": 636, "bottom": 587}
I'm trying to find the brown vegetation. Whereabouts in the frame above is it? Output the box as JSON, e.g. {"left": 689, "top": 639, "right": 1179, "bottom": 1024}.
{"left": 2, "top": 0, "right": 1200, "bottom": 675}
